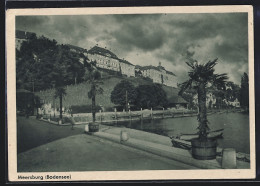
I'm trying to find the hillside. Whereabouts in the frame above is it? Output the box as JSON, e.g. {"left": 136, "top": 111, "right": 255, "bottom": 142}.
{"left": 35, "top": 75, "right": 180, "bottom": 110}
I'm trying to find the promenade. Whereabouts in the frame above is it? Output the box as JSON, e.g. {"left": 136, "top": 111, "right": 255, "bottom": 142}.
{"left": 41, "top": 107, "right": 245, "bottom": 126}
{"left": 17, "top": 116, "right": 197, "bottom": 172}
{"left": 17, "top": 113, "right": 250, "bottom": 172}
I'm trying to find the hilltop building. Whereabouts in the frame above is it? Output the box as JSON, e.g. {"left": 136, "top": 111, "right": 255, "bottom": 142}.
{"left": 168, "top": 96, "right": 188, "bottom": 109}
{"left": 15, "top": 30, "right": 177, "bottom": 87}
{"left": 135, "top": 62, "right": 177, "bottom": 87}
{"left": 66, "top": 44, "right": 88, "bottom": 64}
{"left": 118, "top": 59, "right": 135, "bottom": 77}
{"left": 86, "top": 46, "right": 135, "bottom": 77}
{"left": 15, "top": 30, "right": 35, "bottom": 50}
{"left": 66, "top": 44, "right": 88, "bottom": 54}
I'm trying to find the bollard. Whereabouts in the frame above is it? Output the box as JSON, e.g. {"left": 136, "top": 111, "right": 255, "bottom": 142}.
{"left": 222, "top": 148, "right": 237, "bottom": 169}
{"left": 99, "top": 110, "right": 102, "bottom": 123}
{"left": 141, "top": 108, "right": 143, "bottom": 120}
{"left": 162, "top": 107, "right": 164, "bottom": 118}
{"left": 84, "top": 124, "right": 89, "bottom": 133}
{"left": 114, "top": 108, "right": 117, "bottom": 121}
{"left": 120, "top": 131, "right": 129, "bottom": 142}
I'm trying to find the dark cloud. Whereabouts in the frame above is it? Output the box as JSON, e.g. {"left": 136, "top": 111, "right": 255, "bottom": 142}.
{"left": 16, "top": 16, "right": 50, "bottom": 30}
{"left": 112, "top": 14, "right": 162, "bottom": 22}
{"left": 111, "top": 15, "right": 167, "bottom": 52}
{"left": 112, "top": 23, "right": 166, "bottom": 51}
{"left": 15, "top": 13, "right": 249, "bottom": 84}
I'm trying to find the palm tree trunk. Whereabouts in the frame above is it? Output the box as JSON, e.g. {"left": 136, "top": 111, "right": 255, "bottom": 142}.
{"left": 92, "top": 84, "right": 96, "bottom": 123}
{"left": 92, "top": 95, "right": 96, "bottom": 122}
{"left": 197, "top": 83, "right": 208, "bottom": 140}
{"left": 60, "top": 94, "right": 62, "bottom": 120}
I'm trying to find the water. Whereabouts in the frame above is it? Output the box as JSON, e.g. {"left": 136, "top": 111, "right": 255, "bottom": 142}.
{"left": 108, "top": 112, "right": 250, "bottom": 154}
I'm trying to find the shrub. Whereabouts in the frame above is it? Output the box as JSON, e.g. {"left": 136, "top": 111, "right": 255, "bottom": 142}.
{"left": 103, "top": 106, "right": 115, "bottom": 112}
{"left": 110, "top": 80, "right": 137, "bottom": 107}
{"left": 71, "top": 104, "right": 102, "bottom": 114}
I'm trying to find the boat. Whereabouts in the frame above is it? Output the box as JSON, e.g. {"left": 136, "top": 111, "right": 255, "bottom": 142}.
{"left": 172, "top": 128, "right": 224, "bottom": 142}
{"left": 170, "top": 138, "right": 250, "bottom": 163}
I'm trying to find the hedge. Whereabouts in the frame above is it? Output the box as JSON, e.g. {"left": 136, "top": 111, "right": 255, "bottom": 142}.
{"left": 71, "top": 104, "right": 102, "bottom": 114}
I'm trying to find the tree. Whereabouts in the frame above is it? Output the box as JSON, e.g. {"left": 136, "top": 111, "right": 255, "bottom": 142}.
{"left": 34, "top": 95, "right": 43, "bottom": 117}
{"left": 59, "top": 45, "right": 86, "bottom": 85}
{"left": 17, "top": 35, "right": 59, "bottom": 91}
{"left": 135, "top": 84, "right": 168, "bottom": 109}
{"left": 213, "top": 89, "right": 225, "bottom": 109}
{"left": 110, "top": 80, "right": 137, "bottom": 110}
{"left": 225, "top": 81, "right": 240, "bottom": 102}
{"left": 85, "top": 64, "right": 103, "bottom": 122}
{"left": 180, "top": 88, "right": 197, "bottom": 110}
{"left": 53, "top": 46, "right": 68, "bottom": 121}
{"left": 179, "top": 59, "right": 228, "bottom": 140}
{"left": 16, "top": 35, "right": 87, "bottom": 91}
{"left": 240, "top": 72, "right": 249, "bottom": 108}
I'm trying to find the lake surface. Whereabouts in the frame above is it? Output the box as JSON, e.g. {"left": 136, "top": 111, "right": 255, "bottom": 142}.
{"left": 108, "top": 112, "right": 250, "bottom": 154}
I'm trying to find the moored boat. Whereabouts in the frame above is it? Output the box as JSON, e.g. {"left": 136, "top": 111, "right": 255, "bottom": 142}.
{"left": 173, "top": 128, "right": 224, "bottom": 141}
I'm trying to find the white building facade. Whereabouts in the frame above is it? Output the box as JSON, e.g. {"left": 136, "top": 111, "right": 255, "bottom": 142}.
{"left": 119, "top": 59, "right": 135, "bottom": 77}
{"left": 136, "top": 63, "right": 177, "bottom": 87}
{"left": 193, "top": 92, "right": 217, "bottom": 108}
{"left": 86, "top": 46, "right": 135, "bottom": 77}
{"left": 15, "top": 30, "right": 34, "bottom": 50}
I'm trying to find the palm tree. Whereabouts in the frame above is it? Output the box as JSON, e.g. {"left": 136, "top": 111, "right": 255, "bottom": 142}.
{"left": 54, "top": 86, "right": 67, "bottom": 122}
{"left": 85, "top": 62, "right": 103, "bottom": 122}
{"left": 179, "top": 58, "right": 228, "bottom": 141}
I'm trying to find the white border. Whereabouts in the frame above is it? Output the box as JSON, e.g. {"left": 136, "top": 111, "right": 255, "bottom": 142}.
{"left": 6, "top": 5, "right": 255, "bottom": 181}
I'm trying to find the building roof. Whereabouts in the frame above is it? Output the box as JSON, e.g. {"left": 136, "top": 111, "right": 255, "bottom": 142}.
{"left": 66, "top": 44, "right": 87, "bottom": 53}
{"left": 16, "top": 30, "right": 35, "bottom": 39}
{"left": 135, "top": 65, "right": 142, "bottom": 69}
{"left": 166, "top": 71, "right": 175, "bottom": 76}
{"left": 135, "top": 65, "right": 176, "bottom": 76}
{"left": 16, "top": 30, "right": 26, "bottom": 39}
{"left": 88, "top": 46, "right": 119, "bottom": 59}
{"left": 118, "top": 59, "right": 134, "bottom": 66}
{"left": 16, "top": 89, "right": 34, "bottom": 94}
{"left": 168, "top": 95, "right": 188, "bottom": 104}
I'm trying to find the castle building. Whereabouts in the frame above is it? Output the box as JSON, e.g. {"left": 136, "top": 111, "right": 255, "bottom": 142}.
{"left": 119, "top": 59, "right": 135, "bottom": 77}
{"left": 15, "top": 30, "right": 177, "bottom": 87}
{"left": 15, "top": 30, "right": 34, "bottom": 50}
{"left": 86, "top": 46, "right": 135, "bottom": 77}
{"left": 66, "top": 44, "right": 88, "bottom": 54}
{"left": 66, "top": 44, "right": 88, "bottom": 65}
{"left": 135, "top": 62, "right": 177, "bottom": 87}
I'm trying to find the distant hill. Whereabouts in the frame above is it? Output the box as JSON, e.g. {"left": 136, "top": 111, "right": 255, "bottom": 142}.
{"left": 35, "top": 75, "right": 180, "bottom": 110}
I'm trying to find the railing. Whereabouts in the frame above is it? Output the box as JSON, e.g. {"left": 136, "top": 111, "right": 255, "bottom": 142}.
{"left": 40, "top": 107, "right": 245, "bottom": 125}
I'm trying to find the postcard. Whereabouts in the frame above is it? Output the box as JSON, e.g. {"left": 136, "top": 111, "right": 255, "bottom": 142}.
{"left": 6, "top": 5, "right": 255, "bottom": 181}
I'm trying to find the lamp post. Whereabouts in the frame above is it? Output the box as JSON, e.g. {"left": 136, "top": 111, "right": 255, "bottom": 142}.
{"left": 125, "top": 90, "right": 128, "bottom": 112}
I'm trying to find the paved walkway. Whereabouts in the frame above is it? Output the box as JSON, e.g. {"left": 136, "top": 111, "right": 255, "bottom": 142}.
{"left": 74, "top": 124, "right": 250, "bottom": 169}
{"left": 17, "top": 116, "right": 197, "bottom": 172}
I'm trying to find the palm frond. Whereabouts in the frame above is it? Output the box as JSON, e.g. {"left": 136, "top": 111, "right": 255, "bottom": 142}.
{"left": 211, "top": 73, "right": 228, "bottom": 89}
{"left": 204, "top": 58, "right": 218, "bottom": 71}
{"left": 178, "top": 79, "right": 193, "bottom": 96}
{"left": 186, "top": 61, "right": 195, "bottom": 69}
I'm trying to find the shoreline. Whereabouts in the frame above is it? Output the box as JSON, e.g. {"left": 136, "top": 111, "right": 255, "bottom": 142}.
{"left": 39, "top": 107, "right": 247, "bottom": 126}
{"left": 37, "top": 109, "right": 250, "bottom": 156}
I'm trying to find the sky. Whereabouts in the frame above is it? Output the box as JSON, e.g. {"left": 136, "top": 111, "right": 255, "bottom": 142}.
{"left": 16, "top": 13, "right": 249, "bottom": 85}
